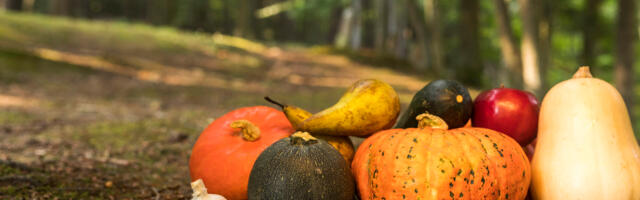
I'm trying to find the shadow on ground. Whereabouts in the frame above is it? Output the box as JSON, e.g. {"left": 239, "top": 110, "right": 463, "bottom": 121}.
{"left": 0, "top": 12, "right": 433, "bottom": 199}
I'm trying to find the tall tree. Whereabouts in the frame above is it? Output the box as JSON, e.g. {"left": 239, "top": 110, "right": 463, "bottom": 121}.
{"left": 5, "top": 0, "right": 22, "bottom": 11}
{"left": 582, "top": 0, "right": 602, "bottom": 67}
{"left": 32, "top": 0, "right": 50, "bottom": 14}
{"left": 327, "top": 3, "right": 344, "bottom": 43}
{"left": 423, "top": 0, "right": 444, "bottom": 74}
{"left": 373, "top": 0, "right": 388, "bottom": 53}
{"left": 458, "top": 0, "right": 483, "bottom": 87}
{"left": 348, "top": 0, "right": 363, "bottom": 49}
{"left": 388, "top": 0, "right": 409, "bottom": 58}
{"left": 492, "top": 0, "right": 522, "bottom": 88}
{"left": 147, "top": 0, "right": 171, "bottom": 25}
{"left": 538, "top": 0, "right": 552, "bottom": 91}
{"left": 52, "top": 0, "right": 70, "bottom": 16}
{"left": 334, "top": 0, "right": 363, "bottom": 49}
{"left": 406, "top": 0, "right": 430, "bottom": 70}
{"left": 334, "top": 5, "right": 353, "bottom": 48}
{"left": 615, "top": 0, "right": 637, "bottom": 117}
{"left": 519, "top": 0, "right": 542, "bottom": 95}
{"left": 123, "top": 0, "right": 147, "bottom": 21}
{"left": 235, "top": 0, "right": 257, "bottom": 38}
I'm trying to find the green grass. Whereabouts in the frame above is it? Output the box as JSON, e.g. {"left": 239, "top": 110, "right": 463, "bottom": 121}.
{"left": 0, "top": 50, "right": 95, "bottom": 84}
{"left": 0, "top": 110, "right": 35, "bottom": 126}
{"left": 6, "top": 9, "right": 639, "bottom": 198}
{"left": 0, "top": 11, "right": 219, "bottom": 56}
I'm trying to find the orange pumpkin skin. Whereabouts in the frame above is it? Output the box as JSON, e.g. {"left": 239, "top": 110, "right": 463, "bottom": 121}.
{"left": 189, "top": 106, "right": 293, "bottom": 200}
{"left": 352, "top": 127, "right": 531, "bottom": 200}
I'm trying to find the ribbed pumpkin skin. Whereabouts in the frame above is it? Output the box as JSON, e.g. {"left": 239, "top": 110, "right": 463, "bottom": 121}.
{"left": 352, "top": 127, "right": 531, "bottom": 200}
{"left": 189, "top": 106, "right": 293, "bottom": 200}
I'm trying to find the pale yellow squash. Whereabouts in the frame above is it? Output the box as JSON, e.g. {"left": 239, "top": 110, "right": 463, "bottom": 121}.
{"left": 531, "top": 66, "right": 640, "bottom": 199}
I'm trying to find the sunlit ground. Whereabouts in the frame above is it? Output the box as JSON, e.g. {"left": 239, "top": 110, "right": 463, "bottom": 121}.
{"left": 0, "top": 12, "right": 439, "bottom": 198}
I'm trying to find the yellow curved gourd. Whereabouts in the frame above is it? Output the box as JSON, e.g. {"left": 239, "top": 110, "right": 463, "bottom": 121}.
{"left": 531, "top": 66, "right": 640, "bottom": 199}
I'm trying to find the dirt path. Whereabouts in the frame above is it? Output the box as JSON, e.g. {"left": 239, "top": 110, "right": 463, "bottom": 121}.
{"left": 0, "top": 13, "right": 435, "bottom": 199}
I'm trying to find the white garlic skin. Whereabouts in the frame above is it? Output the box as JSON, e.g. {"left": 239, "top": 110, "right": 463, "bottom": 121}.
{"left": 191, "top": 179, "right": 227, "bottom": 200}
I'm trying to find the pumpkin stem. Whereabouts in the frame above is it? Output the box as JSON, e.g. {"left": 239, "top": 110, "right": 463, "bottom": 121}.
{"left": 416, "top": 113, "right": 449, "bottom": 130}
{"left": 290, "top": 131, "right": 318, "bottom": 145}
{"left": 572, "top": 66, "right": 593, "bottom": 79}
{"left": 264, "top": 96, "right": 285, "bottom": 109}
{"left": 230, "top": 120, "right": 260, "bottom": 141}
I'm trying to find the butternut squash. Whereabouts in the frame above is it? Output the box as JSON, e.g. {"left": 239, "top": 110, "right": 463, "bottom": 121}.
{"left": 531, "top": 66, "right": 640, "bottom": 199}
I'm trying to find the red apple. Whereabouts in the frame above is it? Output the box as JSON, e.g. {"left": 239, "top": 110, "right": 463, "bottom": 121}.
{"left": 472, "top": 86, "right": 540, "bottom": 146}
{"left": 524, "top": 138, "right": 537, "bottom": 160}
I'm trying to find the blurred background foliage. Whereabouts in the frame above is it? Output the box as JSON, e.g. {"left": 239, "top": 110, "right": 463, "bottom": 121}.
{"left": 3, "top": 0, "right": 636, "bottom": 90}
{"left": 0, "top": 0, "right": 638, "bottom": 133}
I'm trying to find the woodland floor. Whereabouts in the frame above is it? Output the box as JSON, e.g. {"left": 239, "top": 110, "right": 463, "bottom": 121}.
{"left": 0, "top": 12, "right": 464, "bottom": 199}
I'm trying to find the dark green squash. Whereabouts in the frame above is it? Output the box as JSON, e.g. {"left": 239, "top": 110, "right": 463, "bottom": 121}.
{"left": 395, "top": 79, "right": 472, "bottom": 129}
{"left": 247, "top": 131, "right": 355, "bottom": 200}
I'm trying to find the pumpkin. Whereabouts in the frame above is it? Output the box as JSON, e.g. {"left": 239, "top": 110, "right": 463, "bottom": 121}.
{"left": 395, "top": 79, "right": 473, "bottom": 129}
{"left": 353, "top": 113, "right": 531, "bottom": 200}
{"left": 531, "top": 66, "right": 640, "bottom": 199}
{"left": 248, "top": 132, "right": 355, "bottom": 200}
{"left": 189, "top": 106, "right": 293, "bottom": 200}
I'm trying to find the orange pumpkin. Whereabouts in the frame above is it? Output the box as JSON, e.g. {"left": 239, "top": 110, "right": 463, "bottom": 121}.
{"left": 352, "top": 113, "right": 531, "bottom": 200}
{"left": 189, "top": 106, "right": 293, "bottom": 200}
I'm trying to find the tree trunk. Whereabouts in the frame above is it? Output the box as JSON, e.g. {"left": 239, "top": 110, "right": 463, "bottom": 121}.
{"left": 52, "top": 0, "right": 70, "bottom": 16}
{"left": 458, "top": 0, "right": 483, "bottom": 87}
{"left": 334, "top": 0, "right": 363, "bottom": 50}
{"left": 327, "top": 4, "right": 344, "bottom": 43}
{"left": 32, "top": 0, "right": 49, "bottom": 14}
{"left": 235, "top": 0, "right": 256, "bottom": 38}
{"left": 334, "top": 6, "right": 353, "bottom": 48}
{"left": 406, "top": 0, "right": 430, "bottom": 70}
{"left": 390, "top": 0, "right": 408, "bottom": 58}
{"left": 374, "top": 0, "right": 388, "bottom": 53}
{"left": 146, "top": 0, "right": 170, "bottom": 25}
{"left": 538, "top": 0, "right": 552, "bottom": 92}
{"left": 221, "top": 0, "right": 233, "bottom": 34}
{"left": 5, "top": 0, "right": 22, "bottom": 11}
{"left": 582, "top": 0, "right": 602, "bottom": 67}
{"left": 423, "top": 0, "right": 444, "bottom": 74}
{"left": 493, "top": 0, "right": 522, "bottom": 88}
{"left": 348, "top": 0, "right": 363, "bottom": 49}
{"left": 519, "top": 0, "right": 542, "bottom": 95}
{"left": 615, "top": 0, "right": 637, "bottom": 119}
{"left": 386, "top": 0, "right": 398, "bottom": 51}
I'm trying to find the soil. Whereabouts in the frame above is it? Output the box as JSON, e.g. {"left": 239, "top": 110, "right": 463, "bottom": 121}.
{"left": 0, "top": 24, "right": 431, "bottom": 198}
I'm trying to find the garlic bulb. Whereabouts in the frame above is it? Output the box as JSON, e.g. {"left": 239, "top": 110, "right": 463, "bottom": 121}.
{"left": 191, "top": 179, "right": 227, "bottom": 200}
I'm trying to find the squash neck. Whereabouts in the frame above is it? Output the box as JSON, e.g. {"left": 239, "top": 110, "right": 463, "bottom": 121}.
{"left": 230, "top": 120, "right": 260, "bottom": 141}
{"left": 572, "top": 66, "right": 593, "bottom": 79}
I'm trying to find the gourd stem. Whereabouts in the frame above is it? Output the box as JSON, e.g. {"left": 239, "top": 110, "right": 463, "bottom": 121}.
{"left": 290, "top": 131, "right": 318, "bottom": 145}
{"left": 572, "top": 66, "right": 593, "bottom": 79}
{"left": 416, "top": 112, "right": 449, "bottom": 130}
{"left": 264, "top": 96, "right": 285, "bottom": 109}
{"left": 230, "top": 120, "right": 260, "bottom": 141}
